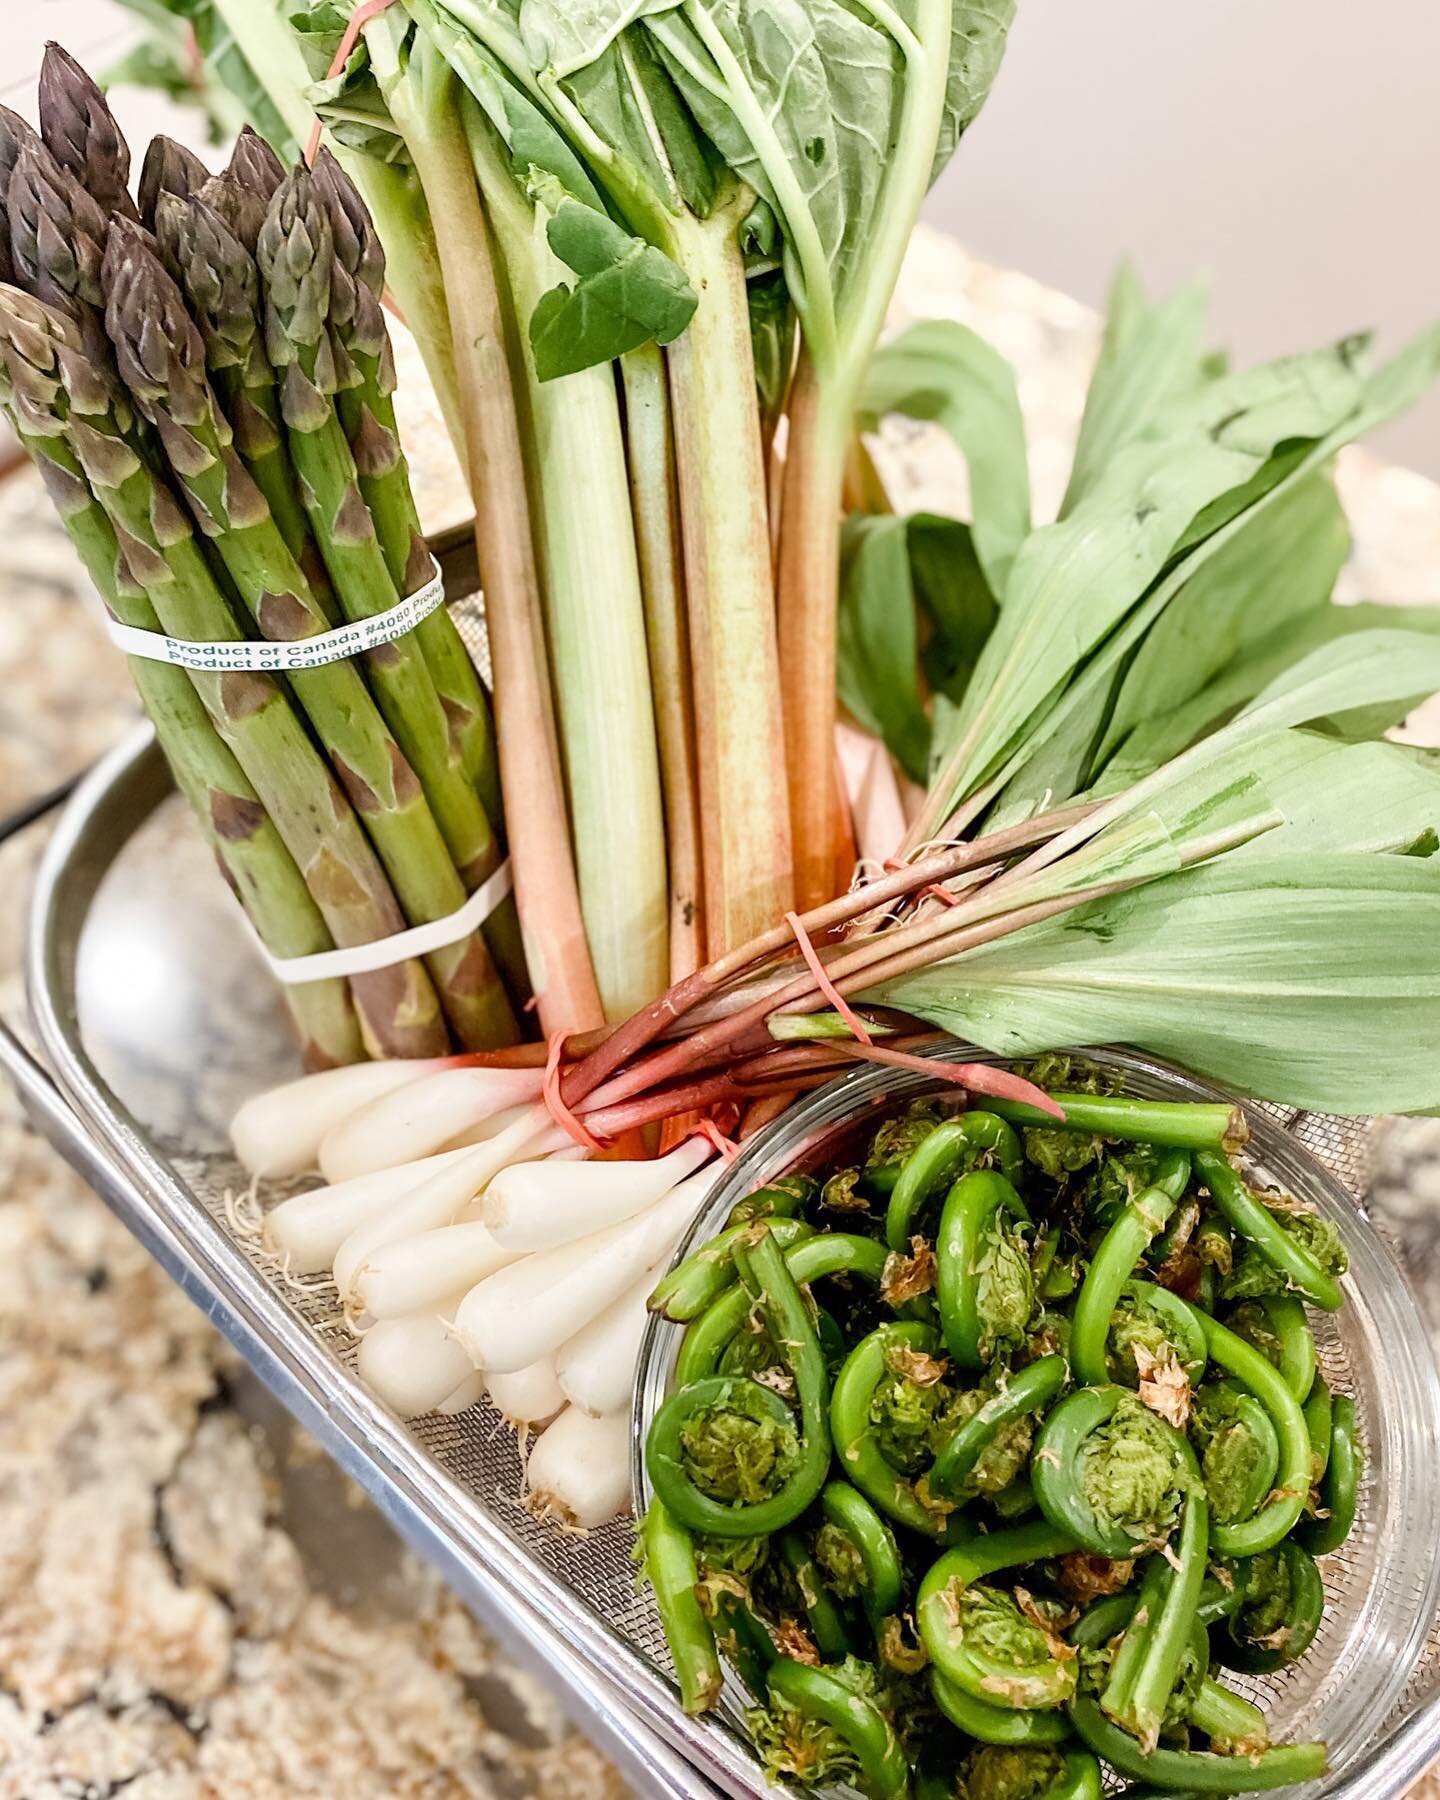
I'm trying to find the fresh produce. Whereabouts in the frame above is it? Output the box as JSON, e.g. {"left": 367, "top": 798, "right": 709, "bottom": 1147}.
{"left": 235, "top": 1052, "right": 727, "bottom": 1525}
{"left": 8, "top": 24, "right": 1438, "bottom": 1783}
{"left": 641, "top": 1069, "right": 1357, "bottom": 1794}
{"left": 0, "top": 52, "right": 518, "bottom": 1065}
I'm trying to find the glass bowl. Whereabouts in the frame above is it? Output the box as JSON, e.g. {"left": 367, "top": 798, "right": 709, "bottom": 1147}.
{"left": 633, "top": 1045, "right": 1440, "bottom": 1795}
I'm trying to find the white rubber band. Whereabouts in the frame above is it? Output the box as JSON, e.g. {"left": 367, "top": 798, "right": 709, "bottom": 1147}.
{"left": 106, "top": 559, "right": 447, "bottom": 670}
{"left": 248, "top": 859, "right": 514, "bottom": 985}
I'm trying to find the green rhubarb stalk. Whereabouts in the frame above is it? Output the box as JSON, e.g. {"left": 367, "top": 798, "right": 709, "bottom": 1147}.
{"left": 37, "top": 43, "right": 140, "bottom": 224}
{"left": 0, "top": 308, "right": 362, "bottom": 1070}
{"left": 455, "top": 99, "right": 668, "bottom": 1021}
{"left": 621, "top": 342, "right": 705, "bottom": 980}
{"left": 310, "top": 149, "right": 502, "bottom": 828}
{"left": 104, "top": 227, "right": 516, "bottom": 1050}
{"left": 257, "top": 170, "right": 504, "bottom": 906}
{"left": 507, "top": 37, "right": 795, "bottom": 952}
{"left": 359, "top": 13, "right": 604, "bottom": 1034}
{"left": 153, "top": 188, "right": 337, "bottom": 616}
{"left": 6, "top": 288, "right": 447, "bottom": 1059}
{"left": 665, "top": 199, "right": 794, "bottom": 951}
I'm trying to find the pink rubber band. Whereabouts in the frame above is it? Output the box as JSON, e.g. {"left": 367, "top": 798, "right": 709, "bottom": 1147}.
{"left": 784, "top": 910, "right": 874, "bottom": 1047}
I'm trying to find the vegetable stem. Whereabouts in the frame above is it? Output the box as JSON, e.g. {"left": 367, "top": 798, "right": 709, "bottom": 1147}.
{"left": 778, "top": 351, "right": 852, "bottom": 910}
{"left": 667, "top": 204, "right": 793, "bottom": 951}
{"left": 622, "top": 343, "right": 705, "bottom": 980}
{"left": 462, "top": 107, "right": 668, "bottom": 1019}
{"left": 369, "top": 16, "right": 603, "bottom": 1033}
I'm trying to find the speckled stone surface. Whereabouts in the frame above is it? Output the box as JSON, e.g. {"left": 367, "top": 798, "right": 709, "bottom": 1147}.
{"left": 1, "top": 224, "right": 1439, "bottom": 1797}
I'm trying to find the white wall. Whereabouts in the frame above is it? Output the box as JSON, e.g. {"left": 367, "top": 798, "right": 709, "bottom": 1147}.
{"left": 926, "top": 0, "right": 1440, "bottom": 479}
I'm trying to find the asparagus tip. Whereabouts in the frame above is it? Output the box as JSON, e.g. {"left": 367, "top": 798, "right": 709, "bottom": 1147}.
{"left": 37, "top": 42, "right": 137, "bottom": 222}
{"left": 228, "top": 126, "right": 287, "bottom": 203}
{"left": 137, "top": 135, "right": 211, "bottom": 231}
{"left": 102, "top": 215, "right": 210, "bottom": 419}
{"left": 197, "top": 169, "right": 269, "bottom": 257}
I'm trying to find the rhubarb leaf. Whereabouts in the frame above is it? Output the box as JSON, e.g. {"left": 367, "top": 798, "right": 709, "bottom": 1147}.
{"left": 529, "top": 194, "right": 697, "bottom": 378}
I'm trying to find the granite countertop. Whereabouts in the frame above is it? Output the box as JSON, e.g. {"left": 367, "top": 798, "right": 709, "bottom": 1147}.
{"left": 2, "top": 225, "right": 1440, "bottom": 1798}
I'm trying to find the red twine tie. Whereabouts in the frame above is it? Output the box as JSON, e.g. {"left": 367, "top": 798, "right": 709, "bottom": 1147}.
{"left": 543, "top": 1030, "right": 605, "bottom": 1153}
{"left": 693, "top": 1115, "right": 741, "bottom": 1164}
{"left": 835, "top": 1040, "right": 1066, "bottom": 1119}
{"left": 785, "top": 910, "right": 874, "bottom": 1046}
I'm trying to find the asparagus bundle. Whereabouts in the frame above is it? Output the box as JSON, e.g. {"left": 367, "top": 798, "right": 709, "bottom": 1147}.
{"left": 1, "top": 49, "right": 520, "bottom": 1064}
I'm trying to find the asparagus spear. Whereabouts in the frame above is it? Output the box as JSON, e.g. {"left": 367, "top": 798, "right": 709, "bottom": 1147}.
{"left": 37, "top": 43, "right": 140, "bottom": 224}
{"left": 0, "top": 288, "right": 364, "bottom": 1068}
{"left": 153, "top": 188, "right": 334, "bottom": 612}
{"left": 311, "top": 148, "right": 502, "bottom": 829}
{"left": 103, "top": 224, "right": 516, "bottom": 1051}
{"left": 137, "top": 135, "right": 210, "bottom": 230}
{"left": 5, "top": 136, "right": 110, "bottom": 357}
{"left": 257, "top": 174, "right": 505, "bottom": 900}
{"left": 0, "top": 105, "right": 45, "bottom": 285}
{"left": 0, "top": 286, "right": 448, "bottom": 1059}
{"left": 228, "top": 126, "right": 286, "bottom": 221}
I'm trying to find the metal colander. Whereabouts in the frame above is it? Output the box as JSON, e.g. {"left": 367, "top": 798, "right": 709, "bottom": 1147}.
{"left": 5, "top": 541, "right": 1440, "bottom": 1797}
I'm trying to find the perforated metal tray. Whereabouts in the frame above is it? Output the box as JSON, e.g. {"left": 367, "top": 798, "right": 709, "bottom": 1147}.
{"left": 7, "top": 561, "right": 1440, "bottom": 1797}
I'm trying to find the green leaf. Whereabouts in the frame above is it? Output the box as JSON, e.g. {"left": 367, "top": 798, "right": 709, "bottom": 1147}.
{"left": 976, "top": 324, "right": 1440, "bottom": 821}
{"left": 868, "top": 853, "right": 1440, "bottom": 1115}
{"left": 931, "top": 0, "right": 1016, "bottom": 185}
{"left": 529, "top": 194, "right": 698, "bottom": 378}
{"left": 521, "top": 0, "right": 678, "bottom": 76}
{"left": 837, "top": 516, "right": 930, "bottom": 784}
{"left": 647, "top": 0, "right": 902, "bottom": 327}
{"left": 1096, "top": 471, "right": 1350, "bottom": 769}
{"left": 749, "top": 269, "right": 796, "bottom": 428}
{"left": 861, "top": 319, "right": 1030, "bottom": 595}
{"left": 908, "top": 514, "right": 997, "bottom": 707}
{"left": 1226, "top": 735, "right": 1440, "bottom": 859}
{"left": 927, "top": 335, "right": 1369, "bottom": 819}
{"left": 1061, "top": 266, "right": 1210, "bottom": 516}
{"left": 1100, "top": 603, "right": 1440, "bottom": 789}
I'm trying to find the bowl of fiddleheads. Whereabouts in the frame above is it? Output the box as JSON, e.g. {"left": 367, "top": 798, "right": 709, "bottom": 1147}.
{"left": 634, "top": 1047, "right": 1440, "bottom": 1799}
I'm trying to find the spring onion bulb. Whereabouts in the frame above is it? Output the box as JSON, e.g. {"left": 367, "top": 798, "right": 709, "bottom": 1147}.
{"left": 454, "top": 1167, "right": 720, "bottom": 1374}
{"left": 317, "top": 1066, "right": 547, "bottom": 1183}
{"left": 556, "top": 1260, "right": 664, "bottom": 1419}
{"left": 445, "top": 1103, "right": 543, "bottom": 1150}
{"left": 486, "top": 1360, "right": 567, "bottom": 1431}
{"left": 231, "top": 1058, "right": 447, "bottom": 1177}
{"left": 526, "top": 1407, "right": 633, "bottom": 1529}
{"left": 438, "top": 1372, "right": 486, "bottom": 1415}
{"left": 356, "top": 1299, "right": 471, "bottom": 1419}
{"left": 349, "top": 1219, "right": 521, "bottom": 1321}
{"left": 333, "top": 1110, "right": 561, "bottom": 1303}
{"left": 262, "top": 1146, "right": 477, "bottom": 1274}
{"left": 482, "top": 1138, "right": 712, "bottom": 1252}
